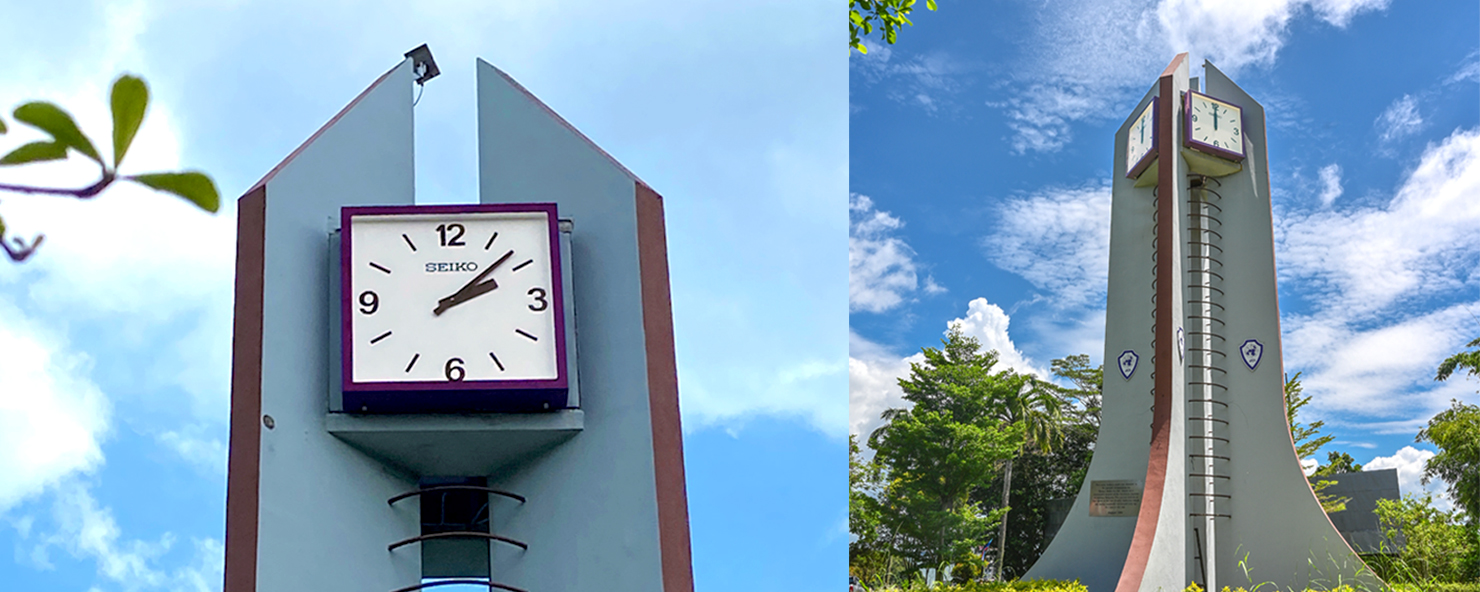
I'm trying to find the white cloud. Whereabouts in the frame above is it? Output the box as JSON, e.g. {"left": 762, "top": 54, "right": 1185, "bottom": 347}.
{"left": 851, "top": 43, "right": 962, "bottom": 115}
{"left": 1365, "top": 446, "right": 1453, "bottom": 512}
{"left": 1375, "top": 94, "right": 1424, "bottom": 144}
{"left": 983, "top": 184, "right": 1112, "bottom": 308}
{"left": 950, "top": 298, "right": 1047, "bottom": 378}
{"left": 1277, "top": 128, "right": 1480, "bottom": 317}
{"left": 681, "top": 356, "right": 849, "bottom": 438}
{"left": 155, "top": 428, "right": 228, "bottom": 476}
{"left": 1447, "top": 53, "right": 1480, "bottom": 85}
{"left": 1317, "top": 163, "right": 1342, "bottom": 207}
{"left": 1003, "top": 0, "right": 1390, "bottom": 153}
{"left": 849, "top": 331, "right": 921, "bottom": 442}
{"left": 18, "top": 482, "right": 224, "bottom": 592}
{"left": 0, "top": 298, "right": 110, "bottom": 515}
{"left": 850, "top": 193, "right": 934, "bottom": 313}
{"left": 1283, "top": 303, "right": 1480, "bottom": 419}
{"left": 849, "top": 298, "right": 1042, "bottom": 442}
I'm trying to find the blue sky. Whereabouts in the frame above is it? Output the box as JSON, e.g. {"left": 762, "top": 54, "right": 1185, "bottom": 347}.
{"left": 850, "top": 0, "right": 1479, "bottom": 512}
{"left": 0, "top": 1, "right": 844, "bottom": 590}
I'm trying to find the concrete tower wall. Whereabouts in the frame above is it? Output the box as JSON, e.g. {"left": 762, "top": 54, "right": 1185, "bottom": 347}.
{"left": 474, "top": 59, "right": 693, "bottom": 592}
{"left": 1023, "top": 55, "right": 1191, "bottom": 592}
{"left": 226, "top": 59, "right": 423, "bottom": 592}
{"left": 1199, "top": 62, "right": 1377, "bottom": 589}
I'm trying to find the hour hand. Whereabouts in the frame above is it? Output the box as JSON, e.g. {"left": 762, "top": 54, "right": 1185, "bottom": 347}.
{"left": 432, "top": 250, "right": 514, "bottom": 316}
{"left": 434, "top": 277, "right": 497, "bottom": 316}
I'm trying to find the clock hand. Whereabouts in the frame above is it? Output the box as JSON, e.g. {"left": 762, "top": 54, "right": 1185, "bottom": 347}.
{"left": 433, "top": 250, "right": 515, "bottom": 316}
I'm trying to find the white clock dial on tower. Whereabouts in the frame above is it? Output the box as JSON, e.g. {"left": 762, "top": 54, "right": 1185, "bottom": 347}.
{"left": 345, "top": 206, "right": 562, "bottom": 386}
{"left": 1125, "top": 97, "right": 1158, "bottom": 180}
{"left": 1184, "top": 90, "right": 1245, "bottom": 162}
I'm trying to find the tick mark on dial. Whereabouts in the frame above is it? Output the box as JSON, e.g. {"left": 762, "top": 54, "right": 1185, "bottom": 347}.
{"left": 369, "top": 262, "right": 392, "bottom": 274}
{"left": 489, "top": 352, "right": 505, "bottom": 371}
{"left": 512, "top": 259, "right": 534, "bottom": 272}
{"left": 405, "top": 353, "right": 420, "bottom": 372}
{"left": 515, "top": 329, "right": 538, "bottom": 341}
{"left": 402, "top": 234, "right": 417, "bottom": 252}
{"left": 484, "top": 232, "right": 499, "bottom": 250}
{"left": 370, "top": 330, "right": 393, "bottom": 344}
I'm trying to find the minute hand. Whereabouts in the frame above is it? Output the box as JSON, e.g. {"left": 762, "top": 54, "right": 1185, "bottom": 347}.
{"left": 433, "top": 250, "right": 514, "bottom": 316}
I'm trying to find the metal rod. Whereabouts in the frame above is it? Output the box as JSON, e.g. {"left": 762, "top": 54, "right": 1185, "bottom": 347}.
{"left": 388, "top": 485, "right": 526, "bottom": 506}
{"left": 389, "top": 579, "right": 529, "bottom": 592}
{"left": 388, "top": 531, "right": 528, "bottom": 552}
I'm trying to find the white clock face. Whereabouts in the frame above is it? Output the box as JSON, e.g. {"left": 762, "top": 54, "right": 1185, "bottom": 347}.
{"left": 1186, "top": 92, "right": 1243, "bottom": 158}
{"left": 1126, "top": 99, "right": 1156, "bottom": 177}
{"left": 347, "top": 208, "right": 561, "bottom": 385}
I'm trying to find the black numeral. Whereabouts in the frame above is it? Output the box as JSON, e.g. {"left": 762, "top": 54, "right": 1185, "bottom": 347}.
{"left": 528, "top": 287, "right": 549, "bottom": 312}
{"left": 359, "top": 291, "right": 379, "bottom": 314}
{"left": 436, "top": 223, "right": 466, "bottom": 247}
{"left": 1213, "top": 140, "right": 1220, "bottom": 147}
{"left": 1191, "top": 114, "right": 1198, "bottom": 122}
{"left": 1233, "top": 127, "right": 1239, "bottom": 137}
{"left": 445, "top": 358, "right": 465, "bottom": 382}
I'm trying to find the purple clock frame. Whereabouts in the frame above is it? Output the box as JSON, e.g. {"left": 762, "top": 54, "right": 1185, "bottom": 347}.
{"left": 339, "top": 202, "right": 569, "bottom": 414}
{"left": 1126, "top": 96, "right": 1158, "bottom": 180}
{"left": 1183, "top": 89, "right": 1247, "bottom": 164}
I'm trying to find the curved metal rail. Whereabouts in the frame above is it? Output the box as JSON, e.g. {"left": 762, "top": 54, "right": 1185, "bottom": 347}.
{"left": 388, "top": 485, "right": 526, "bottom": 506}
{"left": 388, "top": 531, "right": 528, "bottom": 552}
{"left": 390, "top": 580, "right": 530, "bottom": 592}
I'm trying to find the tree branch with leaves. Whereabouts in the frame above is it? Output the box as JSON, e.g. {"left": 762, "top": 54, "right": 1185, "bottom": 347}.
{"left": 0, "top": 75, "right": 220, "bottom": 262}
{"left": 849, "top": 0, "right": 937, "bottom": 54}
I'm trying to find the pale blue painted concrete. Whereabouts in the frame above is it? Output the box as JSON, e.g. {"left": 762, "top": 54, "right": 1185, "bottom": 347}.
{"left": 253, "top": 59, "right": 423, "bottom": 591}
{"left": 474, "top": 58, "right": 668, "bottom": 592}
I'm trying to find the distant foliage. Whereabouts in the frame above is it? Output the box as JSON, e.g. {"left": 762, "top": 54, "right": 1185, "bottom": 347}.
{"left": 1372, "top": 493, "right": 1476, "bottom": 583}
{"left": 1415, "top": 399, "right": 1480, "bottom": 523}
{"left": 883, "top": 579, "right": 1088, "bottom": 592}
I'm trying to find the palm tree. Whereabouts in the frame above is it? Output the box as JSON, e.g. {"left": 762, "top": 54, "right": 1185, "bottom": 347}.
{"left": 985, "top": 372, "right": 1065, "bottom": 580}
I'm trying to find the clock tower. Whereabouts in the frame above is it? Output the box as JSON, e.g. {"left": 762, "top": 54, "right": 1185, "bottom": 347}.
{"left": 226, "top": 48, "right": 692, "bottom": 592}
{"left": 1022, "top": 55, "right": 1379, "bottom": 592}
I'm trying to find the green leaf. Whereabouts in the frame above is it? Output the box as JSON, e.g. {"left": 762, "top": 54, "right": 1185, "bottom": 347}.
{"left": 110, "top": 75, "right": 149, "bottom": 168}
{"left": 128, "top": 171, "right": 220, "bottom": 213}
{"left": 13, "top": 102, "right": 102, "bottom": 165}
{"left": 927, "top": 0, "right": 937, "bottom": 10}
{"left": 0, "top": 117, "right": 6, "bottom": 134}
{"left": 0, "top": 141, "right": 69, "bottom": 165}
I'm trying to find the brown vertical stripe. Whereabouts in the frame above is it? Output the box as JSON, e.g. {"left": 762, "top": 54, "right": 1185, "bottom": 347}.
{"left": 1115, "top": 51, "right": 1186, "bottom": 592}
{"left": 635, "top": 181, "right": 695, "bottom": 592}
{"left": 224, "top": 186, "right": 266, "bottom": 592}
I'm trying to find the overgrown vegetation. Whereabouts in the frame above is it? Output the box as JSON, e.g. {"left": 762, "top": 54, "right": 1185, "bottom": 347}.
{"left": 852, "top": 333, "right": 1480, "bottom": 587}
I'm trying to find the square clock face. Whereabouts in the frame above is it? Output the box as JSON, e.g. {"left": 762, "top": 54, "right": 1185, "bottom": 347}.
{"left": 340, "top": 203, "right": 568, "bottom": 413}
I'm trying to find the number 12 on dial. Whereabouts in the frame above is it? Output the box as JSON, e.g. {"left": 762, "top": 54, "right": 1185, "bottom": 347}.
{"left": 340, "top": 203, "right": 569, "bottom": 413}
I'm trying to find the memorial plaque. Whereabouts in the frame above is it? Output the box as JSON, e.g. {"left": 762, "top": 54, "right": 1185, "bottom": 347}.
{"left": 1088, "top": 480, "right": 1143, "bottom": 517}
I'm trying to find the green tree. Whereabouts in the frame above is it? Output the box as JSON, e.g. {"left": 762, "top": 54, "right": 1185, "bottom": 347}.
{"left": 849, "top": 0, "right": 937, "bottom": 54}
{"left": 1435, "top": 337, "right": 1480, "bottom": 385}
{"left": 871, "top": 407, "right": 1024, "bottom": 572}
{"left": 867, "top": 326, "right": 1029, "bottom": 576}
{"left": 1415, "top": 400, "right": 1480, "bottom": 522}
{"left": 1285, "top": 372, "right": 1334, "bottom": 460}
{"left": 1373, "top": 493, "right": 1476, "bottom": 583}
{"left": 1284, "top": 372, "right": 1354, "bottom": 514}
{"left": 0, "top": 75, "right": 219, "bottom": 261}
{"left": 971, "top": 352, "right": 1064, "bottom": 580}
{"left": 985, "top": 354, "right": 1100, "bottom": 579}
{"left": 1314, "top": 451, "right": 1364, "bottom": 476}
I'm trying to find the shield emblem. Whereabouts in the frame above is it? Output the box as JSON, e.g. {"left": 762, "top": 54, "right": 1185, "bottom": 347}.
{"left": 1241, "top": 339, "right": 1263, "bottom": 370}
{"left": 1118, "top": 350, "right": 1139, "bottom": 380}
